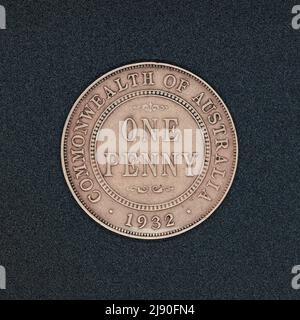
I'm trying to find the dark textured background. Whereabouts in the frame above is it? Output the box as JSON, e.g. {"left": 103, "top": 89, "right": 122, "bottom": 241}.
{"left": 0, "top": 0, "right": 299, "bottom": 300}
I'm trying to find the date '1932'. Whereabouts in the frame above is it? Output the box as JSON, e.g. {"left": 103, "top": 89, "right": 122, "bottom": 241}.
{"left": 125, "top": 213, "right": 175, "bottom": 230}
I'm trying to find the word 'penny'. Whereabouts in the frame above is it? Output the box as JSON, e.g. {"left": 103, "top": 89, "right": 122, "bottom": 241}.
{"left": 61, "top": 62, "right": 238, "bottom": 239}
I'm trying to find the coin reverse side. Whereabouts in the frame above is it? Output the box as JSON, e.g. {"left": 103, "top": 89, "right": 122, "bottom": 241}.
{"left": 61, "top": 62, "right": 238, "bottom": 239}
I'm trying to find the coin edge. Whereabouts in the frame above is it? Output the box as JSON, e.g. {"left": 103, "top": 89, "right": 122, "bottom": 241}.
{"left": 60, "top": 61, "right": 239, "bottom": 240}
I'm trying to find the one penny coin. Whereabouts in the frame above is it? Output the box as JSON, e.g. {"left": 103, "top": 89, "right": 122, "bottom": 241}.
{"left": 61, "top": 62, "right": 238, "bottom": 239}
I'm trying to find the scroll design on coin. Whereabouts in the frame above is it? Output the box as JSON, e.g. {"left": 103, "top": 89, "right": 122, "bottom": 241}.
{"left": 131, "top": 101, "right": 169, "bottom": 112}
{"left": 127, "top": 185, "right": 175, "bottom": 194}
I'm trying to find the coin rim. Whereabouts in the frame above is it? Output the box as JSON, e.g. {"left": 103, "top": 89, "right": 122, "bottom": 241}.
{"left": 61, "top": 61, "right": 239, "bottom": 240}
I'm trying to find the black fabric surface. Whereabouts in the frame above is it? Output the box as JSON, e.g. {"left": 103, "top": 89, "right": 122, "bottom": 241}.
{"left": 0, "top": 0, "right": 299, "bottom": 299}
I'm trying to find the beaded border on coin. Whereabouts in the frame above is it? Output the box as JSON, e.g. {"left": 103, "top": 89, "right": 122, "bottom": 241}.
{"left": 90, "top": 90, "right": 211, "bottom": 211}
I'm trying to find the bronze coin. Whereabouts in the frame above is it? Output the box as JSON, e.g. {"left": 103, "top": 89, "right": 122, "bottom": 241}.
{"left": 61, "top": 62, "right": 238, "bottom": 239}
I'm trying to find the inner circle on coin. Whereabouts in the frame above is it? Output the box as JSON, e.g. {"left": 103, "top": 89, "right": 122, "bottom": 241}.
{"left": 90, "top": 90, "right": 211, "bottom": 211}
{"left": 61, "top": 62, "right": 238, "bottom": 239}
